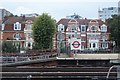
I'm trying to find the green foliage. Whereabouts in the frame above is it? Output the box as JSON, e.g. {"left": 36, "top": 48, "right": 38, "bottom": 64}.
{"left": 2, "top": 41, "right": 18, "bottom": 53}
{"left": 106, "top": 15, "right": 120, "bottom": 48}
{"left": 32, "top": 13, "right": 56, "bottom": 49}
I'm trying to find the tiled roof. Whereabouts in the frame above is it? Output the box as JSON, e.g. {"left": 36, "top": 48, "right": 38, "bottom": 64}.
{"left": 4, "top": 16, "right": 35, "bottom": 24}
{"left": 3, "top": 16, "right": 35, "bottom": 31}
{"left": 57, "top": 18, "right": 104, "bottom": 26}
{"left": 57, "top": 18, "right": 109, "bottom": 32}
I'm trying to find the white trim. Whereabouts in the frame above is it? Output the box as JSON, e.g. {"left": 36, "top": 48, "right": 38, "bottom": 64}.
{"left": 89, "top": 40, "right": 99, "bottom": 42}
{"left": 81, "top": 34, "right": 86, "bottom": 36}
{"left": 66, "top": 32, "right": 80, "bottom": 34}
{"left": 14, "top": 22, "right": 21, "bottom": 30}
{"left": 87, "top": 33, "right": 101, "bottom": 35}
{"left": 101, "top": 24, "right": 107, "bottom": 32}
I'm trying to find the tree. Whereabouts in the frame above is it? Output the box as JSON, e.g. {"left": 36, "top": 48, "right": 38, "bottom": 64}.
{"left": 106, "top": 15, "right": 120, "bottom": 48}
{"left": 2, "top": 41, "right": 17, "bottom": 53}
{"left": 32, "top": 13, "right": 56, "bottom": 50}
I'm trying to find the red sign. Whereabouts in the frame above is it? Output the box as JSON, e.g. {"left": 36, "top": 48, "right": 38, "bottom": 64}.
{"left": 72, "top": 41, "right": 80, "bottom": 48}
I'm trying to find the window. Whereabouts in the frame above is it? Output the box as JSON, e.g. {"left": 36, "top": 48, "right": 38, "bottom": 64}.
{"left": 14, "top": 22, "right": 21, "bottom": 30}
{"left": 13, "top": 33, "right": 21, "bottom": 40}
{"left": 81, "top": 45, "right": 85, "bottom": 49}
{"left": 72, "top": 35, "right": 74, "bottom": 38}
{"left": 93, "top": 43, "right": 96, "bottom": 48}
{"left": 28, "top": 43, "right": 31, "bottom": 47}
{"left": 102, "top": 35, "right": 107, "bottom": 40}
{"left": 71, "top": 27, "right": 76, "bottom": 32}
{"left": 101, "top": 25, "right": 107, "bottom": 32}
{"left": 90, "top": 43, "right": 91, "bottom": 48}
{"left": 58, "top": 24, "right": 64, "bottom": 31}
{"left": 68, "top": 35, "right": 71, "bottom": 39}
{"left": 81, "top": 37, "right": 86, "bottom": 41}
{"left": 91, "top": 26, "right": 97, "bottom": 32}
{"left": 14, "top": 24, "right": 17, "bottom": 29}
{"left": 102, "top": 43, "right": 108, "bottom": 49}
{"left": 81, "top": 25, "right": 86, "bottom": 32}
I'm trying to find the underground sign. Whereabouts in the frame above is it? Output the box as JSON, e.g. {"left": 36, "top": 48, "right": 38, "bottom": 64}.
{"left": 72, "top": 41, "right": 80, "bottom": 48}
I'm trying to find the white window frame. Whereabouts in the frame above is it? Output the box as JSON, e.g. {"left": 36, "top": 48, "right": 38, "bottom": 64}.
{"left": 14, "top": 22, "right": 21, "bottom": 30}
{"left": 101, "top": 25, "right": 107, "bottom": 32}
{"left": 102, "top": 43, "right": 108, "bottom": 49}
{"left": 58, "top": 24, "right": 64, "bottom": 32}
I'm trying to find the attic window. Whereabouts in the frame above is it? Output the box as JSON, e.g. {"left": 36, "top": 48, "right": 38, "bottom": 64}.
{"left": 101, "top": 25, "right": 107, "bottom": 32}
{"left": 14, "top": 22, "right": 21, "bottom": 30}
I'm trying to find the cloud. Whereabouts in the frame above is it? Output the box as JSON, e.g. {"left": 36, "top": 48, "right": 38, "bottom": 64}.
{"left": 13, "top": 6, "right": 35, "bottom": 15}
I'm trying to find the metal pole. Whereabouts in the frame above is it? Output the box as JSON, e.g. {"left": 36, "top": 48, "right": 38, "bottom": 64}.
{"left": 75, "top": 30, "right": 77, "bottom": 57}
{"left": 57, "top": 31, "right": 62, "bottom": 57}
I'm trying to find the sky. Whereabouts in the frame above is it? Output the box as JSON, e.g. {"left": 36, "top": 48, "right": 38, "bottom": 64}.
{"left": 0, "top": 0, "right": 120, "bottom": 21}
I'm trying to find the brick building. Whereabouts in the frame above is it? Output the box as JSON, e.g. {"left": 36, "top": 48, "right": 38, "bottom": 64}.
{"left": 57, "top": 18, "right": 110, "bottom": 51}
{"left": 1, "top": 16, "right": 57, "bottom": 50}
{"left": 2, "top": 16, "right": 35, "bottom": 49}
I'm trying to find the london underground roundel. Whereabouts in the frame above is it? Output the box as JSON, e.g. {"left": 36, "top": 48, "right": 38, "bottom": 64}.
{"left": 70, "top": 39, "right": 81, "bottom": 50}
{"left": 72, "top": 41, "right": 80, "bottom": 48}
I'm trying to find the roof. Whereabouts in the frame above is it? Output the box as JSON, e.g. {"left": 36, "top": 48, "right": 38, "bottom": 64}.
{"left": 57, "top": 18, "right": 108, "bottom": 32}
{"left": 57, "top": 18, "right": 104, "bottom": 26}
{"left": 4, "top": 16, "right": 35, "bottom": 24}
{"left": 3, "top": 16, "right": 35, "bottom": 31}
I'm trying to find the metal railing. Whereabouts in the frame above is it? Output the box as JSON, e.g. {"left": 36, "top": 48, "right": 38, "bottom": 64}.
{"left": 0, "top": 53, "right": 57, "bottom": 64}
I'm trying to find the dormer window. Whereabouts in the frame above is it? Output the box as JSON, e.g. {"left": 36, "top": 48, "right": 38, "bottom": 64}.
{"left": 101, "top": 24, "right": 107, "bottom": 32}
{"left": 14, "top": 22, "right": 21, "bottom": 30}
{"left": 58, "top": 24, "right": 64, "bottom": 32}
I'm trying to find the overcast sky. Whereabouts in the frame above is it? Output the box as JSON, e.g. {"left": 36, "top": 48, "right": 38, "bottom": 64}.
{"left": 0, "top": 0, "right": 120, "bottom": 21}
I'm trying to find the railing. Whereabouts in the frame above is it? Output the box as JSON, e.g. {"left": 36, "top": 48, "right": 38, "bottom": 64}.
{"left": 0, "top": 53, "right": 57, "bottom": 64}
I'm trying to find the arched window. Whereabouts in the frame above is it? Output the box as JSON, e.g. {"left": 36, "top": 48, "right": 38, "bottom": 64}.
{"left": 13, "top": 33, "right": 21, "bottom": 40}
{"left": 93, "top": 43, "right": 96, "bottom": 48}
{"left": 28, "top": 43, "right": 31, "bottom": 47}
{"left": 91, "top": 26, "right": 97, "bottom": 32}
